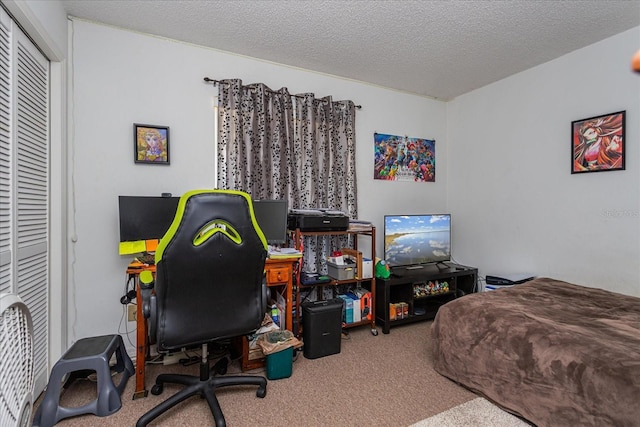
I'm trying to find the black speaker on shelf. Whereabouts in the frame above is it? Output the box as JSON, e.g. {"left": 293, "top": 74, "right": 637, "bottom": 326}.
{"left": 302, "top": 298, "right": 343, "bottom": 359}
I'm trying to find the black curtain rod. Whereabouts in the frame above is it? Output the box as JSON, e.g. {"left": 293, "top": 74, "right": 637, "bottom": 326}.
{"left": 203, "top": 77, "right": 361, "bottom": 109}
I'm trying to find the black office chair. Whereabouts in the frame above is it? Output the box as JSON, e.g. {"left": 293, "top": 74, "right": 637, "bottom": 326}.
{"left": 137, "top": 189, "right": 269, "bottom": 427}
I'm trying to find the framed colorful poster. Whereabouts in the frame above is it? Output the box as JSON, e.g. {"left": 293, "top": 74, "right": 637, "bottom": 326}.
{"left": 374, "top": 133, "right": 435, "bottom": 182}
{"left": 571, "top": 111, "right": 625, "bottom": 174}
{"left": 134, "top": 123, "right": 170, "bottom": 165}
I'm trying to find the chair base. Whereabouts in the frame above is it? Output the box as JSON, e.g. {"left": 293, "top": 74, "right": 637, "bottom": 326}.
{"left": 136, "top": 370, "right": 267, "bottom": 427}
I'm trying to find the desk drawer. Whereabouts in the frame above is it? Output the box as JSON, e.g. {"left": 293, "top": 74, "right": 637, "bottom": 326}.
{"left": 267, "top": 267, "right": 290, "bottom": 285}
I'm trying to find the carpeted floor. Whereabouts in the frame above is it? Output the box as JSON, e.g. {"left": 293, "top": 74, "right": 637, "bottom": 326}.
{"left": 34, "top": 321, "right": 494, "bottom": 426}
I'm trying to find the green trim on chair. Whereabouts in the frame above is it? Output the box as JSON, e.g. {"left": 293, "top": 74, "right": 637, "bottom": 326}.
{"left": 155, "top": 189, "right": 268, "bottom": 263}
{"left": 193, "top": 220, "right": 242, "bottom": 246}
{"left": 139, "top": 270, "right": 154, "bottom": 285}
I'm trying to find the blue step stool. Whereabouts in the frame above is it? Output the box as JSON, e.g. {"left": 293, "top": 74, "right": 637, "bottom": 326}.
{"left": 32, "top": 334, "right": 134, "bottom": 427}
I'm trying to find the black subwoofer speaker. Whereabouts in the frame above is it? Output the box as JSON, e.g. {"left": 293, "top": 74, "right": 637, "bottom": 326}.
{"left": 302, "top": 298, "right": 343, "bottom": 359}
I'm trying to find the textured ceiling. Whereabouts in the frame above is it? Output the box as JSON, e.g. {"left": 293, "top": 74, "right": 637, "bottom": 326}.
{"left": 60, "top": 0, "right": 640, "bottom": 100}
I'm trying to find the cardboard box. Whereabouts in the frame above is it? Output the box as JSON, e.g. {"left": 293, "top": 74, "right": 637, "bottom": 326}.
{"left": 395, "top": 303, "right": 403, "bottom": 319}
{"left": 327, "top": 255, "right": 344, "bottom": 265}
{"left": 400, "top": 302, "right": 409, "bottom": 318}
{"left": 361, "top": 258, "right": 373, "bottom": 279}
{"left": 346, "top": 292, "right": 361, "bottom": 322}
{"left": 338, "top": 294, "right": 354, "bottom": 323}
{"left": 353, "top": 289, "right": 372, "bottom": 320}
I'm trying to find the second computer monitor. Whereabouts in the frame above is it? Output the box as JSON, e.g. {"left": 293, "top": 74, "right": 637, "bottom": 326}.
{"left": 252, "top": 199, "right": 288, "bottom": 245}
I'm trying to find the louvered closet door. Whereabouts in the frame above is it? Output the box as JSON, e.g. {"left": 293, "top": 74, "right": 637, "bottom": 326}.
{"left": 0, "top": 8, "right": 50, "bottom": 397}
{"left": 0, "top": 7, "right": 12, "bottom": 297}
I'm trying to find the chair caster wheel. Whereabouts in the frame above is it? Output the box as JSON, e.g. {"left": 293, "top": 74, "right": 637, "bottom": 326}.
{"left": 371, "top": 328, "right": 378, "bottom": 336}
{"left": 213, "top": 357, "right": 228, "bottom": 375}
{"left": 256, "top": 386, "right": 267, "bottom": 398}
{"left": 151, "top": 384, "right": 163, "bottom": 395}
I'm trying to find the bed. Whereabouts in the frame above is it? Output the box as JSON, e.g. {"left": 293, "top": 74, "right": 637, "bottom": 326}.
{"left": 431, "top": 277, "right": 640, "bottom": 427}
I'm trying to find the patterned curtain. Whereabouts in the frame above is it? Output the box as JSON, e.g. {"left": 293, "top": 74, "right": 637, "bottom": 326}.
{"left": 291, "top": 94, "right": 357, "bottom": 216}
{"left": 217, "top": 79, "right": 293, "bottom": 200}
{"left": 217, "top": 79, "right": 358, "bottom": 274}
{"left": 217, "top": 79, "right": 357, "bottom": 213}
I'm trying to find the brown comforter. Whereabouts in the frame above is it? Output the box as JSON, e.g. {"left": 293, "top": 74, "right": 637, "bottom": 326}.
{"left": 431, "top": 277, "right": 640, "bottom": 426}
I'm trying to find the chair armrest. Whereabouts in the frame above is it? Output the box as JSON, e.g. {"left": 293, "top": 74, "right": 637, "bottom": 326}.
{"left": 139, "top": 270, "right": 154, "bottom": 316}
{"left": 146, "top": 294, "right": 157, "bottom": 344}
{"left": 139, "top": 270, "right": 157, "bottom": 343}
{"left": 262, "top": 277, "right": 268, "bottom": 311}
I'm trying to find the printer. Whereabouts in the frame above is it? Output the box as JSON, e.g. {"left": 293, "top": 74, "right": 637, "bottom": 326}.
{"left": 287, "top": 208, "right": 349, "bottom": 232}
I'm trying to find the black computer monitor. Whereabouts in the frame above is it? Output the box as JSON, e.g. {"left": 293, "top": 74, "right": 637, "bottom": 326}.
{"left": 252, "top": 199, "right": 288, "bottom": 245}
{"left": 118, "top": 195, "right": 180, "bottom": 243}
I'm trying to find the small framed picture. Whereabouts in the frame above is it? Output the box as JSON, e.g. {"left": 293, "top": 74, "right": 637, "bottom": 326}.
{"left": 571, "top": 111, "right": 625, "bottom": 174}
{"left": 134, "top": 124, "right": 170, "bottom": 165}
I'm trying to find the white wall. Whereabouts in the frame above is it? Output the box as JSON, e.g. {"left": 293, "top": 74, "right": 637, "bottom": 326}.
{"left": 447, "top": 27, "right": 640, "bottom": 296}
{"left": 3, "top": 0, "right": 68, "bottom": 60}
{"left": 69, "top": 20, "right": 447, "bottom": 350}
{"left": 71, "top": 19, "right": 640, "bottom": 352}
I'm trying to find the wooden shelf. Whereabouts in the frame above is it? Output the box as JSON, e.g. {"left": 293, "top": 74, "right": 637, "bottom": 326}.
{"left": 292, "top": 227, "right": 378, "bottom": 336}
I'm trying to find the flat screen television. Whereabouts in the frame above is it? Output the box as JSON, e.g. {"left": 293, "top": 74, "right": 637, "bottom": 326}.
{"left": 118, "top": 195, "right": 180, "bottom": 243}
{"left": 252, "top": 199, "right": 289, "bottom": 245}
{"left": 384, "top": 214, "right": 451, "bottom": 268}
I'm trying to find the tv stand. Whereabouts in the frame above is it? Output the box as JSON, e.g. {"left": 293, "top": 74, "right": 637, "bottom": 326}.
{"left": 435, "top": 261, "right": 451, "bottom": 271}
{"left": 375, "top": 263, "right": 477, "bottom": 334}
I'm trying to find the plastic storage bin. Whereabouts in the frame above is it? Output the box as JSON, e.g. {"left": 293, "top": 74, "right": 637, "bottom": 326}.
{"left": 266, "top": 346, "right": 294, "bottom": 380}
{"left": 327, "top": 261, "right": 355, "bottom": 280}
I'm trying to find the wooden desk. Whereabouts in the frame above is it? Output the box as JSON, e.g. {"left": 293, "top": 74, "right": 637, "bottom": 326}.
{"left": 236, "top": 258, "right": 296, "bottom": 371}
{"left": 128, "top": 257, "right": 296, "bottom": 397}
{"left": 265, "top": 258, "right": 295, "bottom": 330}
{"left": 127, "top": 263, "right": 155, "bottom": 399}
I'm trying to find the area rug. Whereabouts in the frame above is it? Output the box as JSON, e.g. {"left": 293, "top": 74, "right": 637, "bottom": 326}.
{"left": 410, "top": 397, "right": 531, "bottom": 427}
